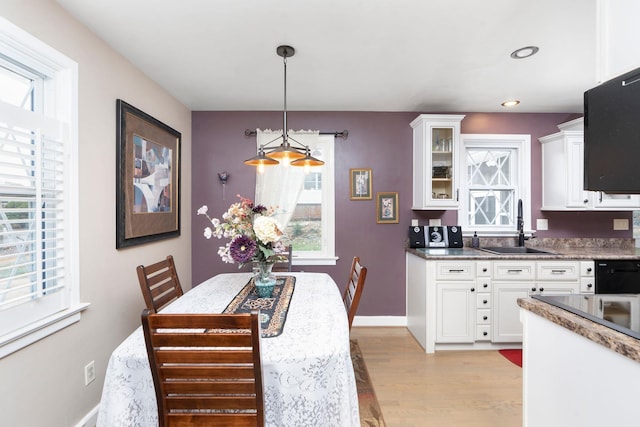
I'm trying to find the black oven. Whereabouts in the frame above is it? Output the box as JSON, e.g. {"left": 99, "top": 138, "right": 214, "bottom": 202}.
{"left": 595, "top": 260, "right": 640, "bottom": 294}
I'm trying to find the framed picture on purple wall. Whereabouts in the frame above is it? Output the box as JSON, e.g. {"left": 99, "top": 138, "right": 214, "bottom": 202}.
{"left": 376, "top": 192, "right": 399, "bottom": 224}
{"left": 350, "top": 168, "right": 372, "bottom": 200}
{"left": 116, "top": 99, "right": 181, "bottom": 248}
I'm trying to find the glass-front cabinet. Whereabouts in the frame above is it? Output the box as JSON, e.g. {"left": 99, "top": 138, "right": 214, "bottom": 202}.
{"left": 411, "top": 114, "right": 465, "bottom": 209}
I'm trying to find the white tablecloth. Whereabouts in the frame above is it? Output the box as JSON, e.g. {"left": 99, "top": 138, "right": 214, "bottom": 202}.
{"left": 96, "top": 272, "right": 360, "bottom": 427}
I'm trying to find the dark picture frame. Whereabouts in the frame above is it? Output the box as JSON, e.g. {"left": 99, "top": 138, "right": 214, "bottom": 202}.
{"left": 350, "top": 168, "right": 372, "bottom": 200}
{"left": 376, "top": 192, "right": 399, "bottom": 224}
{"left": 116, "top": 99, "right": 181, "bottom": 248}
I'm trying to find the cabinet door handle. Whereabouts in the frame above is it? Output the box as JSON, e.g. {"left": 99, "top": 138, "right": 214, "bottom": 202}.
{"left": 482, "top": 299, "right": 488, "bottom": 304}
{"left": 587, "top": 283, "right": 593, "bottom": 289}
{"left": 483, "top": 331, "right": 488, "bottom": 336}
{"left": 531, "top": 287, "right": 537, "bottom": 292}
{"left": 482, "top": 267, "right": 488, "bottom": 272}
{"left": 539, "top": 287, "right": 545, "bottom": 292}
{"left": 586, "top": 267, "right": 592, "bottom": 273}
{"left": 483, "top": 316, "right": 488, "bottom": 320}
{"left": 483, "top": 283, "right": 488, "bottom": 288}
{"left": 470, "top": 288, "right": 475, "bottom": 292}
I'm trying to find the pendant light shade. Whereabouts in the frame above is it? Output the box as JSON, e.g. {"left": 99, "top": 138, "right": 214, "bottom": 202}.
{"left": 244, "top": 45, "right": 324, "bottom": 170}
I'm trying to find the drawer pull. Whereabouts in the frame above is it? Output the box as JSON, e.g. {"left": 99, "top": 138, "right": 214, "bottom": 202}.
{"left": 550, "top": 269, "right": 567, "bottom": 274}
{"left": 448, "top": 269, "right": 465, "bottom": 273}
{"left": 507, "top": 269, "right": 523, "bottom": 273}
{"left": 483, "top": 331, "right": 488, "bottom": 336}
{"left": 470, "top": 288, "right": 475, "bottom": 292}
{"left": 483, "top": 283, "right": 488, "bottom": 288}
{"left": 483, "top": 316, "right": 488, "bottom": 320}
{"left": 482, "top": 299, "right": 488, "bottom": 304}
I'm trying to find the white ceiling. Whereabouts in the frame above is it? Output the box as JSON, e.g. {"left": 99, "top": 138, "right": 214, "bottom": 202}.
{"left": 56, "top": 0, "right": 598, "bottom": 113}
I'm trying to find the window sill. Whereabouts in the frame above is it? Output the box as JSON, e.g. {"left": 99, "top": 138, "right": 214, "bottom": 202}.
{"left": 292, "top": 256, "right": 338, "bottom": 266}
{"left": 0, "top": 302, "right": 90, "bottom": 359}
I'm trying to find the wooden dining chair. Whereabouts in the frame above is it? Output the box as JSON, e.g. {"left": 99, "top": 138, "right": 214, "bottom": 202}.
{"left": 271, "top": 244, "right": 293, "bottom": 272}
{"left": 137, "top": 255, "right": 183, "bottom": 313}
{"left": 141, "top": 309, "right": 265, "bottom": 427}
{"left": 342, "top": 256, "right": 367, "bottom": 331}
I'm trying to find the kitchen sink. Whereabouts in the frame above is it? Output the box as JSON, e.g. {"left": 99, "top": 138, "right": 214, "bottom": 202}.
{"left": 478, "top": 246, "right": 556, "bottom": 255}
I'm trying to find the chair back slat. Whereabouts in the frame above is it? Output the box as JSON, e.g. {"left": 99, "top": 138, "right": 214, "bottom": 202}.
{"left": 137, "top": 255, "right": 184, "bottom": 313}
{"left": 342, "top": 256, "right": 367, "bottom": 331}
{"left": 142, "top": 310, "right": 265, "bottom": 427}
{"left": 271, "top": 244, "right": 293, "bottom": 272}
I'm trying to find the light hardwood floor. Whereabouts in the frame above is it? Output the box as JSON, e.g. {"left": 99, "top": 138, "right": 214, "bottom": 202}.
{"left": 350, "top": 327, "right": 522, "bottom": 427}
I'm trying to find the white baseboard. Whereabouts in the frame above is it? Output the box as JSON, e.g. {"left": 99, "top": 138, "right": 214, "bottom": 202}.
{"left": 352, "top": 316, "right": 407, "bottom": 327}
{"left": 75, "top": 403, "right": 100, "bottom": 427}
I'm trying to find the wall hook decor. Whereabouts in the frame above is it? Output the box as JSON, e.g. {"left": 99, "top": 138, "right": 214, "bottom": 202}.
{"left": 218, "top": 171, "right": 230, "bottom": 200}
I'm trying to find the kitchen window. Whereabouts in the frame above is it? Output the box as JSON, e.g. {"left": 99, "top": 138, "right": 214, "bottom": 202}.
{"left": 0, "top": 17, "right": 82, "bottom": 358}
{"left": 458, "top": 134, "right": 531, "bottom": 236}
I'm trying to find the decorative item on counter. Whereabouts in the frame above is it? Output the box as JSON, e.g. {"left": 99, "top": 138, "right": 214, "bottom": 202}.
{"left": 217, "top": 171, "right": 230, "bottom": 200}
{"left": 472, "top": 231, "right": 480, "bottom": 248}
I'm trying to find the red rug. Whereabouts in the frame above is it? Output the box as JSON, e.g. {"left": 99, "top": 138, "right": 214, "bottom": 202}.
{"left": 499, "top": 349, "right": 522, "bottom": 367}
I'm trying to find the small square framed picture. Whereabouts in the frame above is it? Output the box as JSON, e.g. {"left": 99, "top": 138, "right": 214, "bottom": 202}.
{"left": 376, "top": 192, "right": 399, "bottom": 224}
{"left": 350, "top": 168, "right": 372, "bottom": 200}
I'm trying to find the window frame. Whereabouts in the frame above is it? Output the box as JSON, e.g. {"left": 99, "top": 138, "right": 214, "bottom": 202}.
{"left": 289, "top": 134, "right": 336, "bottom": 266}
{"left": 0, "top": 17, "right": 84, "bottom": 359}
{"left": 458, "top": 134, "right": 531, "bottom": 237}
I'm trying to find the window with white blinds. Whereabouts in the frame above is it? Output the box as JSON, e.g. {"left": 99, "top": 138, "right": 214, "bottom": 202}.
{"left": 0, "top": 17, "right": 82, "bottom": 358}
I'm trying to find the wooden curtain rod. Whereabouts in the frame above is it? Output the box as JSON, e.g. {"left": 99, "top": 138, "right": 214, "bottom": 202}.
{"left": 244, "top": 129, "right": 348, "bottom": 139}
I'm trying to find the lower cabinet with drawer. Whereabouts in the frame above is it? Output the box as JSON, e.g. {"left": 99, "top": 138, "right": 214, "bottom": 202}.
{"left": 492, "top": 260, "right": 583, "bottom": 343}
{"left": 406, "top": 252, "right": 596, "bottom": 353}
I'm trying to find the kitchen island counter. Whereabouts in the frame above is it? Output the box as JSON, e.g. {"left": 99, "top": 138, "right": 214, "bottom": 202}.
{"left": 518, "top": 295, "right": 640, "bottom": 362}
{"left": 518, "top": 295, "right": 640, "bottom": 427}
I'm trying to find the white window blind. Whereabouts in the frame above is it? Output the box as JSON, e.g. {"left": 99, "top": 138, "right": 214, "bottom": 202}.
{"left": 0, "top": 16, "right": 82, "bottom": 358}
{"left": 0, "top": 101, "right": 70, "bottom": 337}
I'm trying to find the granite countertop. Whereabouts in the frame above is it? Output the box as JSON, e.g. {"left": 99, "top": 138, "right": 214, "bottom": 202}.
{"left": 406, "top": 238, "right": 640, "bottom": 260}
{"left": 518, "top": 296, "right": 640, "bottom": 363}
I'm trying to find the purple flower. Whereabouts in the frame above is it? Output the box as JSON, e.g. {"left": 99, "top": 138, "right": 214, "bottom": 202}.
{"left": 229, "top": 235, "right": 257, "bottom": 264}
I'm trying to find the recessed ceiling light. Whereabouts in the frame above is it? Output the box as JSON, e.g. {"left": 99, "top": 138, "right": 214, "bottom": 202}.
{"left": 501, "top": 100, "right": 520, "bottom": 107}
{"left": 510, "top": 46, "right": 539, "bottom": 59}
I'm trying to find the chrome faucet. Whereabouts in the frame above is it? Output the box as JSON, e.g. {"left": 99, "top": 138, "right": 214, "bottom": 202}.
{"left": 517, "top": 199, "right": 525, "bottom": 246}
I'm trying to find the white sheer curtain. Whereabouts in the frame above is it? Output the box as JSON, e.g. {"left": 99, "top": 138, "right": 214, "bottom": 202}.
{"left": 255, "top": 129, "right": 319, "bottom": 230}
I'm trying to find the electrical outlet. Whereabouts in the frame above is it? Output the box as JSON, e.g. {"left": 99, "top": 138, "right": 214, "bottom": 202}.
{"left": 536, "top": 218, "right": 549, "bottom": 231}
{"left": 613, "top": 219, "right": 629, "bottom": 230}
{"left": 84, "top": 361, "right": 96, "bottom": 386}
{"left": 429, "top": 219, "right": 441, "bottom": 226}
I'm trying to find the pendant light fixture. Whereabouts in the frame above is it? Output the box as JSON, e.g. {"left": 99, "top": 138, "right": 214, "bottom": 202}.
{"left": 244, "top": 45, "right": 324, "bottom": 170}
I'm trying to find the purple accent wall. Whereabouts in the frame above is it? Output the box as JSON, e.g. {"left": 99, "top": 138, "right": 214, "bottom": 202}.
{"left": 192, "top": 111, "right": 633, "bottom": 317}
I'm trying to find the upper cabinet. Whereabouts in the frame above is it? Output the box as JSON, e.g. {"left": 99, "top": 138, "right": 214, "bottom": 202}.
{"left": 410, "top": 114, "right": 465, "bottom": 210}
{"left": 539, "top": 117, "right": 640, "bottom": 211}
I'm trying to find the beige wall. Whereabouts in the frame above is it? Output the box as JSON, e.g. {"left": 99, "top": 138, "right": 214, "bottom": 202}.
{"left": 0, "top": 1, "right": 192, "bottom": 426}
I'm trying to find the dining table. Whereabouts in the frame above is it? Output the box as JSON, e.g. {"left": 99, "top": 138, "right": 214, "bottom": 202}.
{"left": 96, "top": 272, "right": 360, "bottom": 427}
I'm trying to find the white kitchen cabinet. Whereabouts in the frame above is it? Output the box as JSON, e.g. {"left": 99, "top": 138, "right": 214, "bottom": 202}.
{"left": 436, "top": 282, "right": 475, "bottom": 343}
{"left": 434, "top": 260, "right": 476, "bottom": 343}
{"left": 410, "top": 114, "right": 465, "bottom": 210}
{"left": 406, "top": 254, "right": 593, "bottom": 351}
{"left": 580, "top": 260, "right": 595, "bottom": 293}
{"left": 492, "top": 260, "right": 581, "bottom": 343}
{"left": 539, "top": 117, "right": 640, "bottom": 210}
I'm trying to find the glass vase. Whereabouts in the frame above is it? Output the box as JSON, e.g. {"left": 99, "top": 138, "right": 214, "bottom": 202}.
{"left": 254, "top": 261, "right": 276, "bottom": 298}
